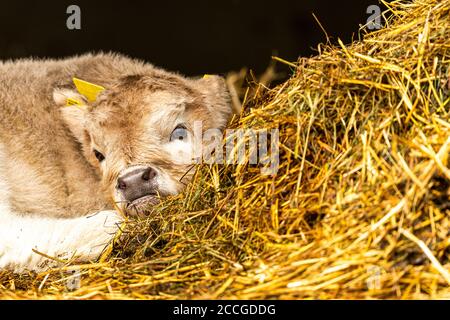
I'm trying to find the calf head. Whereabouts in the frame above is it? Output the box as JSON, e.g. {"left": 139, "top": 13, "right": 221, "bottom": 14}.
{"left": 54, "top": 72, "right": 232, "bottom": 216}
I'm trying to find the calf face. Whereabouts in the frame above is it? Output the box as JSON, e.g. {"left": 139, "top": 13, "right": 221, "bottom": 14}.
{"left": 54, "top": 73, "right": 231, "bottom": 216}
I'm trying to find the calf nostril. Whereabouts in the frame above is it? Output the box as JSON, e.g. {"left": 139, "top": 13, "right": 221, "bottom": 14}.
{"left": 117, "top": 178, "right": 127, "bottom": 190}
{"left": 141, "top": 167, "right": 156, "bottom": 181}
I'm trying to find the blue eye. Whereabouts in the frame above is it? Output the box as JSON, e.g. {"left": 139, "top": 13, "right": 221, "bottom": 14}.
{"left": 170, "top": 125, "right": 188, "bottom": 142}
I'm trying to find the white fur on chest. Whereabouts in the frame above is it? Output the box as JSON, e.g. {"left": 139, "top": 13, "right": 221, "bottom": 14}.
{"left": 0, "top": 210, "right": 122, "bottom": 272}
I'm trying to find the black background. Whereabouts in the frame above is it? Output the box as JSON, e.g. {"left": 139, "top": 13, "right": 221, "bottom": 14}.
{"left": 0, "top": 1, "right": 383, "bottom": 76}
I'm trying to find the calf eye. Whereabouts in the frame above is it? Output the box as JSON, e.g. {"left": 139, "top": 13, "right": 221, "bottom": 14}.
{"left": 170, "top": 124, "right": 188, "bottom": 142}
{"left": 93, "top": 149, "right": 105, "bottom": 162}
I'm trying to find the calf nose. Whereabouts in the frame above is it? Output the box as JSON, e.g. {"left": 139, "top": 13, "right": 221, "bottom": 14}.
{"left": 116, "top": 167, "right": 158, "bottom": 202}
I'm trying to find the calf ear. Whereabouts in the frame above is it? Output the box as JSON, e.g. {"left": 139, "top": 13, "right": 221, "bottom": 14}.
{"left": 53, "top": 88, "right": 87, "bottom": 107}
{"left": 195, "top": 75, "right": 233, "bottom": 130}
{"left": 53, "top": 88, "right": 89, "bottom": 143}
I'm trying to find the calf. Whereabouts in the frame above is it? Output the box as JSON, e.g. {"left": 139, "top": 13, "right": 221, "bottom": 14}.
{"left": 0, "top": 53, "right": 231, "bottom": 272}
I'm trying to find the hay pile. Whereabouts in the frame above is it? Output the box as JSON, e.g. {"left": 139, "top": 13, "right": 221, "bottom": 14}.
{"left": 1, "top": 0, "right": 449, "bottom": 299}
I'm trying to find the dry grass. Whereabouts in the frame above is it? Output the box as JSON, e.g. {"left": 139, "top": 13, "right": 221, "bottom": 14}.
{"left": 1, "top": 0, "right": 449, "bottom": 299}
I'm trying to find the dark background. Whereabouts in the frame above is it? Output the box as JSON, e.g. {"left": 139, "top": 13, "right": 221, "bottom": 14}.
{"left": 0, "top": 0, "right": 383, "bottom": 76}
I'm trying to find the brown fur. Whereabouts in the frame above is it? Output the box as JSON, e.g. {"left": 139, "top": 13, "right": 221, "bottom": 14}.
{"left": 0, "top": 53, "right": 232, "bottom": 218}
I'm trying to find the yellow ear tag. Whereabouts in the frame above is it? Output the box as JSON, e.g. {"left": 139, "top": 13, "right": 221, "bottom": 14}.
{"left": 72, "top": 77, "right": 105, "bottom": 103}
{"left": 66, "top": 97, "right": 83, "bottom": 106}
{"left": 203, "top": 74, "right": 212, "bottom": 79}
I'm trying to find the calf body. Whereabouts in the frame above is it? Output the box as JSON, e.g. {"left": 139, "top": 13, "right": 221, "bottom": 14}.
{"left": 0, "top": 53, "right": 231, "bottom": 271}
